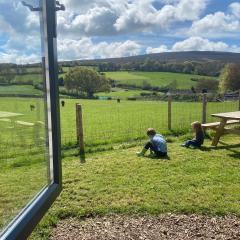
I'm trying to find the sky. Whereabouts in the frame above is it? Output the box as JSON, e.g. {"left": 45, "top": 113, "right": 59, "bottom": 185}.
{"left": 0, "top": 0, "right": 240, "bottom": 63}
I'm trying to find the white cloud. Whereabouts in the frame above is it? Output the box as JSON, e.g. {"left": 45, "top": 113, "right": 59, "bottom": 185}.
{"left": 58, "top": 38, "right": 142, "bottom": 60}
{"left": 0, "top": 1, "right": 43, "bottom": 64}
{"left": 115, "top": 0, "right": 208, "bottom": 33}
{"left": 146, "top": 45, "right": 169, "bottom": 53}
{"left": 2, "top": 0, "right": 240, "bottom": 64}
{"left": 188, "top": 2, "right": 240, "bottom": 37}
{"left": 57, "top": 0, "right": 208, "bottom": 37}
{"left": 172, "top": 37, "right": 229, "bottom": 52}
{"left": 0, "top": 51, "right": 40, "bottom": 64}
{"left": 62, "top": 7, "right": 118, "bottom": 36}
{"left": 145, "top": 37, "right": 240, "bottom": 53}
{"left": 229, "top": 2, "right": 240, "bottom": 18}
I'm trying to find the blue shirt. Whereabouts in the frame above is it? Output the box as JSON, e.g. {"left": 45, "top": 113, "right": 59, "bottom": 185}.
{"left": 150, "top": 134, "right": 167, "bottom": 153}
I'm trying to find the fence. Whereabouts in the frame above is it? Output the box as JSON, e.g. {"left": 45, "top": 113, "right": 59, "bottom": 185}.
{"left": 61, "top": 92, "right": 240, "bottom": 151}
{"left": 0, "top": 94, "right": 239, "bottom": 159}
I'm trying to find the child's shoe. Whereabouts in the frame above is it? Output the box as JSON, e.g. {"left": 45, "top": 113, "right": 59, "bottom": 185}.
{"left": 136, "top": 148, "right": 147, "bottom": 157}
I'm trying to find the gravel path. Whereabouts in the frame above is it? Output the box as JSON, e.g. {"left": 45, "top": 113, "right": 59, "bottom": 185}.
{"left": 50, "top": 214, "right": 240, "bottom": 240}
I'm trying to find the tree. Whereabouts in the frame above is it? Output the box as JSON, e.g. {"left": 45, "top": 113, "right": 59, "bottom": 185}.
{"left": 65, "top": 67, "right": 110, "bottom": 98}
{"left": 219, "top": 64, "right": 240, "bottom": 93}
{"left": 196, "top": 79, "right": 219, "bottom": 92}
{"left": 0, "top": 66, "right": 15, "bottom": 84}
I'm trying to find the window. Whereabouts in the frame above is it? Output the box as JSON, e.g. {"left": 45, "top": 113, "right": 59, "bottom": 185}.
{"left": 0, "top": 0, "right": 62, "bottom": 239}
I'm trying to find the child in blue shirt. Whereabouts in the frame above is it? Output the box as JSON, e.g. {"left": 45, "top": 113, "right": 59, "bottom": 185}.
{"left": 137, "top": 128, "right": 168, "bottom": 158}
{"left": 182, "top": 121, "right": 204, "bottom": 148}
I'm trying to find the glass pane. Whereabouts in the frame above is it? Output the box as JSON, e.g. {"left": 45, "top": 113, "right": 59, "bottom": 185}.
{"left": 0, "top": 0, "right": 49, "bottom": 232}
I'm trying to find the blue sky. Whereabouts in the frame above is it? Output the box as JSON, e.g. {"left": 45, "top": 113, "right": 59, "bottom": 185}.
{"left": 0, "top": 0, "right": 240, "bottom": 63}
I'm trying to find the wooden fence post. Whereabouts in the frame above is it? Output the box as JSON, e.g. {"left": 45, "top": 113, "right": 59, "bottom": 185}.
{"left": 202, "top": 93, "right": 207, "bottom": 124}
{"left": 76, "top": 104, "right": 85, "bottom": 161}
{"left": 168, "top": 94, "right": 172, "bottom": 130}
{"left": 238, "top": 90, "right": 240, "bottom": 111}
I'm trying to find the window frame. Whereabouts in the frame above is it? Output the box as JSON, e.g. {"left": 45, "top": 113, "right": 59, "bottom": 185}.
{"left": 0, "top": 0, "right": 62, "bottom": 239}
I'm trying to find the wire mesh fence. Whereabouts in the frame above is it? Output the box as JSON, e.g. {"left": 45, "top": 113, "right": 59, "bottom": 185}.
{"left": 0, "top": 95, "right": 238, "bottom": 157}
{"left": 0, "top": 97, "right": 49, "bottom": 167}
{"left": 60, "top": 94, "right": 239, "bottom": 149}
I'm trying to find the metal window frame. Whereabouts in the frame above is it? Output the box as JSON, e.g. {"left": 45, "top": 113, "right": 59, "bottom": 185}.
{"left": 0, "top": 0, "right": 62, "bottom": 239}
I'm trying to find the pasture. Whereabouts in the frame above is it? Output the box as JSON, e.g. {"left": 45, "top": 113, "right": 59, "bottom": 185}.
{"left": 0, "top": 85, "right": 42, "bottom": 95}
{"left": 104, "top": 71, "right": 216, "bottom": 89}
{"left": 96, "top": 88, "right": 152, "bottom": 99}
{"left": 0, "top": 98, "right": 238, "bottom": 150}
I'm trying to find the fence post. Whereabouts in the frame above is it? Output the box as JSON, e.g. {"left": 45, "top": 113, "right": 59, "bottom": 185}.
{"left": 202, "top": 93, "right": 207, "bottom": 124}
{"left": 168, "top": 93, "right": 172, "bottom": 130}
{"left": 76, "top": 104, "right": 85, "bottom": 161}
{"left": 238, "top": 90, "right": 240, "bottom": 111}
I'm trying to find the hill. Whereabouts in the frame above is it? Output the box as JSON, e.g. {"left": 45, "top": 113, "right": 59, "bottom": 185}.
{"left": 59, "top": 51, "right": 240, "bottom": 65}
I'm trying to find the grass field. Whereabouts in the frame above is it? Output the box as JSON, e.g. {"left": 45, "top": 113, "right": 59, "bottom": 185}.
{"left": 0, "top": 98, "right": 238, "bottom": 150}
{"left": 96, "top": 88, "right": 152, "bottom": 99}
{"left": 0, "top": 149, "right": 48, "bottom": 232}
{"left": 104, "top": 71, "right": 216, "bottom": 89}
{"left": 0, "top": 85, "right": 42, "bottom": 95}
{"left": 30, "top": 135, "right": 240, "bottom": 239}
{"left": 0, "top": 97, "right": 239, "bottom": 237}
{"left": 59, "top": 67, "right": 217, "bottom": 90}
{"left": 13, "top": 74, "right": 42, "bottom": 84}
{"left": 0, "top": 97, "right": 48, "bottom": 231}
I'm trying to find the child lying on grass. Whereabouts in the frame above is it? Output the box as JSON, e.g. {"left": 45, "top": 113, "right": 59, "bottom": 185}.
{"left": 181, "top": 121, "right": 204, "bottom": 148}
{"left": 137, "top": 128, "right": 168, "bottom": 158}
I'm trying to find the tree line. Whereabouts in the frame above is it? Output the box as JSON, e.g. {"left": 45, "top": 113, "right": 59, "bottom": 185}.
{"left": 97, "top": 59, "right": 225, "bottom": 77}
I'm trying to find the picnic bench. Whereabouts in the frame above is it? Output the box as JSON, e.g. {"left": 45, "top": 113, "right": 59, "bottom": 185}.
{"left": 202, "top": 111, "right": 240, "bottom": 146}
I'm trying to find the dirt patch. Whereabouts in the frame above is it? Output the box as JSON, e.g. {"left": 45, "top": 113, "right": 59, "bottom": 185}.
{"left": 50, "top": 214, "right": 240, "bottom": 240}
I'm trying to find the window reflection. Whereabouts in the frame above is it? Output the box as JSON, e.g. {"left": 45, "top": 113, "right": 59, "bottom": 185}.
{"left": 0, "top": 0, "right": 49, "bottom": 233}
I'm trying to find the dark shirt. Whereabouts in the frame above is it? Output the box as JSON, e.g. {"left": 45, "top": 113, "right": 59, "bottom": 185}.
{"left": 195, "top": 131, "right": 204, "bottom": 145}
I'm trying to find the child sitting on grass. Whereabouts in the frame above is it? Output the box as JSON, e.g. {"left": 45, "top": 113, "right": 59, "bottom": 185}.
{"left": 182, "top": 121, "right": 204, "bottom": 148}
{"left": 137, "top": 128, "right": 168, "bottom": 158}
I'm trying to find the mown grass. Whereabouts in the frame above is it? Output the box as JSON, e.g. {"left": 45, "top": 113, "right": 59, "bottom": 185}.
{"left": 104, "top": 71, "right": 216, "bottom": 89}
{"left": 0, "top": 148, "right": 48, "bottom": 232}
{"left": 30, "top": 135, "right": 240, "bottom": 239}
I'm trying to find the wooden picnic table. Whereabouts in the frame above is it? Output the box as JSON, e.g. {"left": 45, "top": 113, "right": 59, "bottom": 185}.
{"left": 211, "top": 111, "right": 240, "bottom": 146}
{"left": 0, "top": 111, "right": 23, "bottom": 118}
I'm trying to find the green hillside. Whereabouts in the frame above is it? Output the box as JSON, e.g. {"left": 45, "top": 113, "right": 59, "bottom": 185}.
{"left": 105, "top": 71, "right": 217, "bottom": 90}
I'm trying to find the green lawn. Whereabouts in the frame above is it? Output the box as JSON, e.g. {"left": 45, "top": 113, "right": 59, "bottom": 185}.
{"left": 30, "top": 135, "right": 240, "bottom": 239}
{"left": 105, "top": 71, "right": 216, "bottom": 89}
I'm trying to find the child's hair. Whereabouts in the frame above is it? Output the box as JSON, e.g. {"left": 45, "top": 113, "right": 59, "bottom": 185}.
{"left": 147, "top": 128, "right": 156, "bottom": 136}
{"left": 191, "top": 121, "right": 203, "bottom": 133}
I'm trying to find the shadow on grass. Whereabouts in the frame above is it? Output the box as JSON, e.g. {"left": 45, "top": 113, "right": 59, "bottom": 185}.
{"left": 144, "top": 155, "right": 170, "bottom": 161}
{"left": 199, "top": 143, "right": 240, "bottom": 159}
